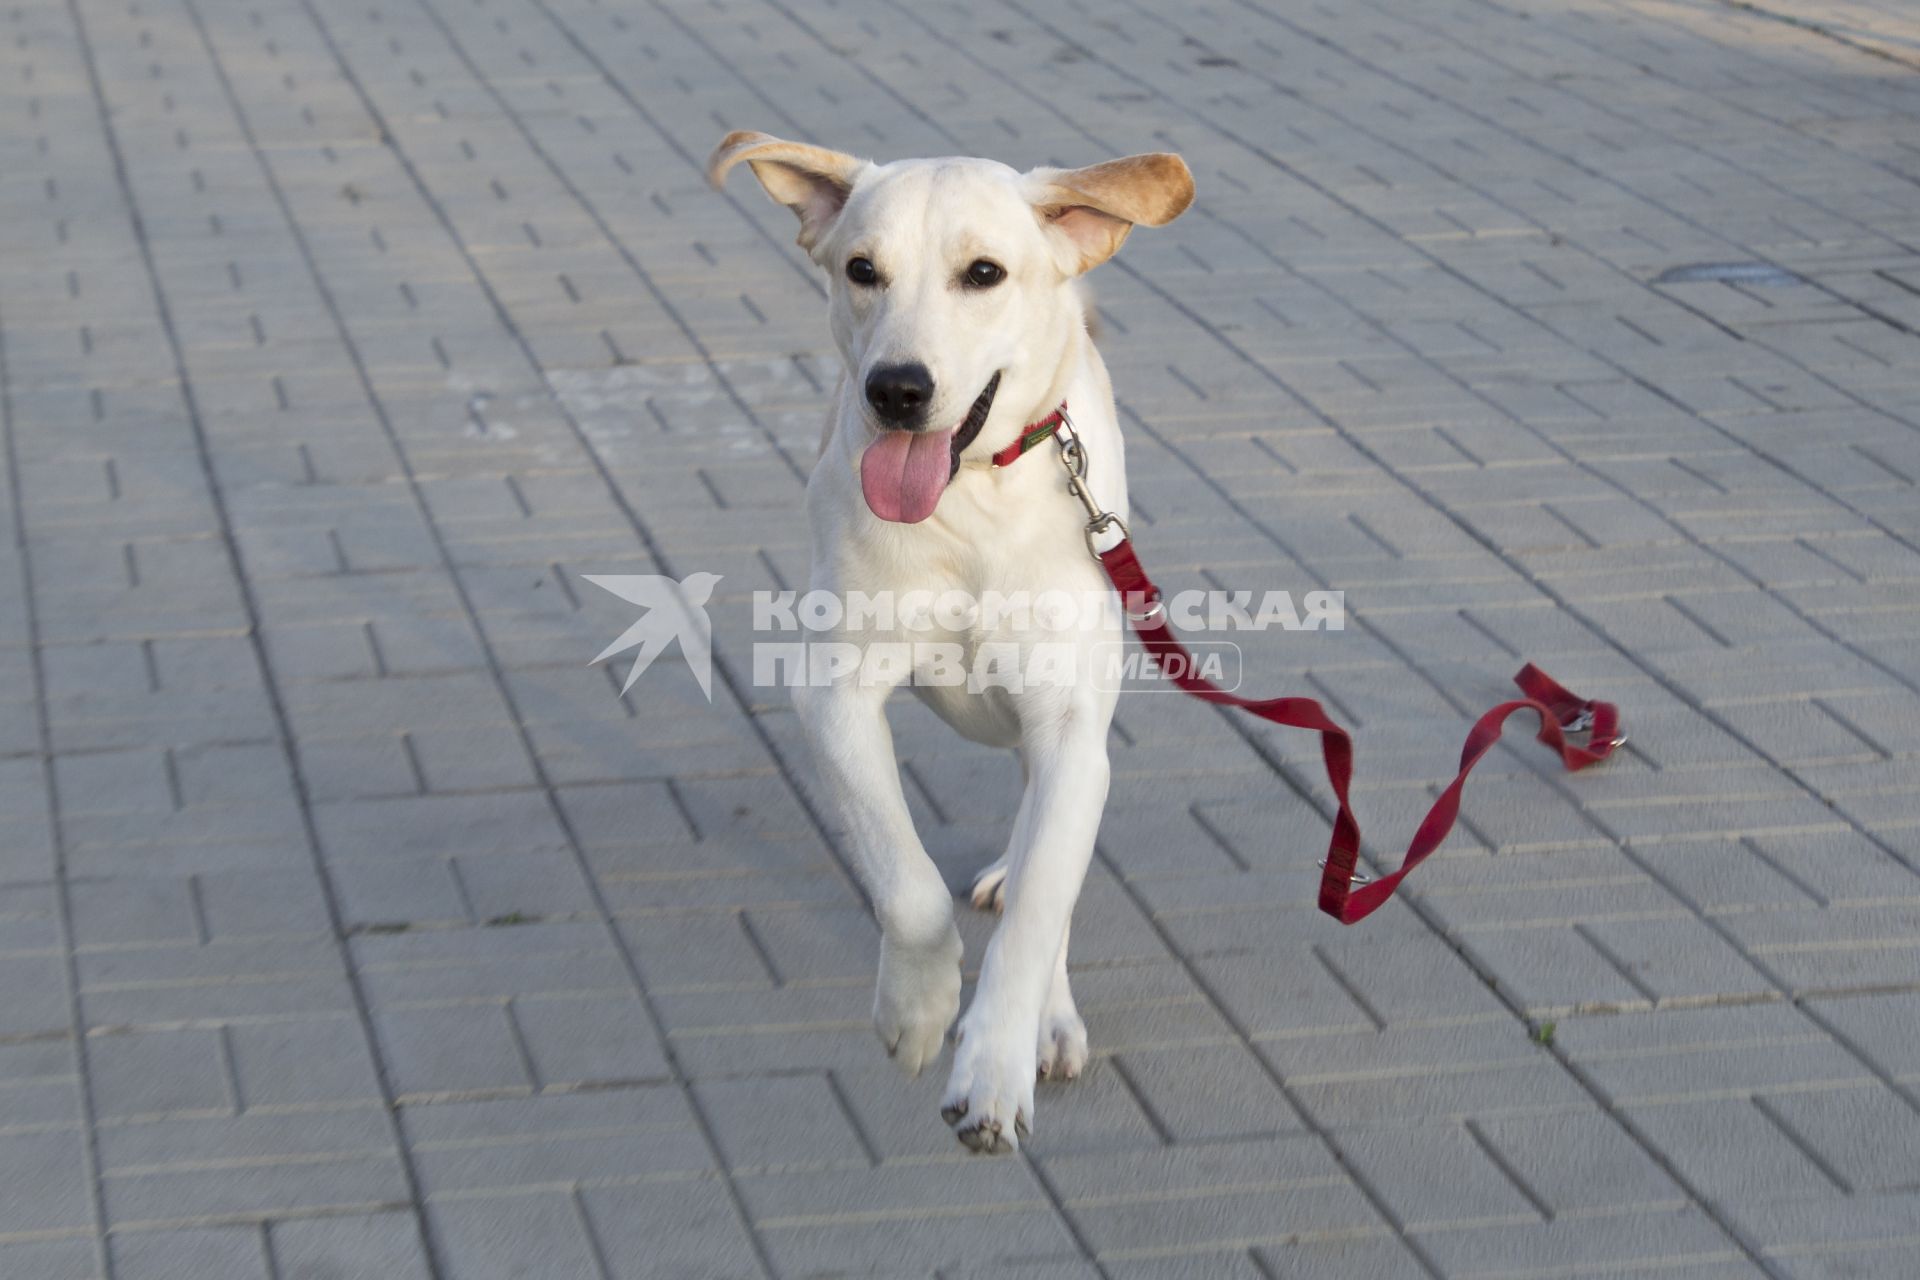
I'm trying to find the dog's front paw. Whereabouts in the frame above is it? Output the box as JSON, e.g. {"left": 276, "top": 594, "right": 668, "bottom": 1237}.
{"left": 941, "top": 1016, "right": 1037, "bottom": 1154}
{"left": 873, "top": 925, "right": 962, "bottom": 1077}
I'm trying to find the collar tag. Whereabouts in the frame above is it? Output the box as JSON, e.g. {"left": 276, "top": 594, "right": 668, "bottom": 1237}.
{"left": 990, "top": 402, "right": 1069, "bottom": 468}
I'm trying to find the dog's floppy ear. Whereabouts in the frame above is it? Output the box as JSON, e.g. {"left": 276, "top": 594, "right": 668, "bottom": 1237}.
{"left": 1026, "top": 153, "right": 1195, "bottom": 274}
{"left": 708, "top": 131, "right": 865, "bottom": 251}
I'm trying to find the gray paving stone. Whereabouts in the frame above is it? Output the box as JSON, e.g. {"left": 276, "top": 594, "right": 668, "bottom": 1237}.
{"left": 372, "top": 1003, "right": 532, "bottom": 1102}
{"left": 1626, "top": 1098, "right": 1846, "bottom": 1202}
{"left": 454, "top": 848, "right": 600, "bottom": 922}
{"left": 78, "top": 937, "right": 355, "bottom": 1026}
{"left": 1577, "top": 915, "right": 1782, "bottom": 1005}
{"left": 0, "top": 1240, "right": 99, "bottom": 1280}
{"left": 227, "top": 1017, "right": 386, "bottom": 1109}
{"left": 331, "top": 856, "right": 470, "bottom": 930}
{"left": 105, "top": 1132, "right": 407, "bottom": 1227}
{"left": 1411, "top": 1208, "right": 1752, "bottom": 1279}
{"left": 582, "top": 1181, "right": 766, "bottom": 1280}
{"left": 195, "top": 866, "right": 334, "bottom": 941}
{"left": 741, "top": 1162, "right": 1075, "bottom": 1275}
{"left": 354, "top": 919, "right": 632, "bottom": 1005}
{"left": 1337, "top": 1124, "right": 1540, "bottom": 1232}
{"left": 1758, "top": 1085, "right": 1920, "bottom": 1193}
{"left": 401, "top": 1089, "right": 711, "bottom": 1195}
{"left": 87, "top": 1029, "right": 233, "bottom": 1121}
{"left": 111, "top": 1228, "right": 266, "bottom": 1280}
{"left": 1262, "top": 1023, "right": 1592, "bottom": 1130}
{"left": 693, "top": 1073, "right": 870, "bottom": 1172}
{"left": 0, "top": 1130, "right": 94, "bottom": 1236}
{"left": 1725, "top": 1188, "right": 1920, "bottom": 1278}
{"left": 1112, "top": 1041, "right": 1302, "bottom": 1142}
{"left": 617, "top": 913, "right": 781, "bottom": 992}
{"left": 66, "top": 877, "right": 199, "bottom": 951}
{"left": 511, "top": 991, "right": 670, "bottom": 1089}
{"left": 1470, "top": 1110, "right": 1687, "bottom": 1217}
{"left": 428, "top": 1195, "right": 604, "bottom": 1280}
{"left": 1804, "top": 992, "right": 1920, "bottom": 1085}
{"left": 1044, "top": 1138, "right": 1379, "bottom": 1259}
{"left": 1455, "top": 925, "right": 1653, "bottom": 1016}
{"left": 314, "top": 791, "right": 571, "bottom": 861}
{"left": 271, "top": 1212, "right": 435, "bottom": 1280}
{"left": 0, "top": 954, "right": 80, "bottom": 1040}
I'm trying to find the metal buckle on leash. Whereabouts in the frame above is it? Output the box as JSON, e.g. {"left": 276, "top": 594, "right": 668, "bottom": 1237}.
{"left": 1318, "top": 858, "right": 1375, "bottom": 885}
{"left": 1563, "top": 707, "right": 1629, "bottom": 751}
{"left": 1053, "top": 409, "right": 1132, "bottom": 558}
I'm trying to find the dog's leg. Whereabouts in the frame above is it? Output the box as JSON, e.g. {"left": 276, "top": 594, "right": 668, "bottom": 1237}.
{"left": 942, "top": 702, "right": 1110, "bottom": 1152}
{"left": 794, "top": 679, "right": 962, "bottom": 1077}
{"left": 972, "top": 854, "right": 1088, "bottom": 1082}
{"left": 973, "top": 760, "right": 1088, "bottom": 1080}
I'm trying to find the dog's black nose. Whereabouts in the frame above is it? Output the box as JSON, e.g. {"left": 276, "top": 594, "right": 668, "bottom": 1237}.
{"left": 864, "top": 363, "right": 934, "bottom": 425}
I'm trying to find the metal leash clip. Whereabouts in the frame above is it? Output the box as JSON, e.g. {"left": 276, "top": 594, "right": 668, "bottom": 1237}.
{"left": 1052, "top": 409, "right": 1133, "bottom": 559}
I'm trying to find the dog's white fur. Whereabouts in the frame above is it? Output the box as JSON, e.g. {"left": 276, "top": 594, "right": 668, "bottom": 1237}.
{"left": 710, "top": 132, "right": 1193, "bottom": 1153}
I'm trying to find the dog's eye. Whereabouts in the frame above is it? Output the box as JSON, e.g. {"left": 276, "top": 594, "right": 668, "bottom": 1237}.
{"left": 846, "top": 257, "right": 879, "bottom": 286}
{"left": 964, "top": 259, "right": 1005, "bottom": 289}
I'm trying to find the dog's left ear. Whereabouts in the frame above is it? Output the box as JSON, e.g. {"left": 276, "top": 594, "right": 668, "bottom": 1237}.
{"left": 1026, "top": 153, "right": 1195, "bottom": 274}
{"left": 708, "top": 130, "right": 866, "bottom": 251}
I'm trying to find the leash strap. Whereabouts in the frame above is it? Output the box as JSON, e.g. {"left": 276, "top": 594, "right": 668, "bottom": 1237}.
{"left": 998, "top": 404, "right": 1628, "bottom": 924}
{"left": 1096, "top": 539, "right": 1624, "bottom": 922}
{"left": 1012, "top": 407, "right": 1627, "bottom": 924}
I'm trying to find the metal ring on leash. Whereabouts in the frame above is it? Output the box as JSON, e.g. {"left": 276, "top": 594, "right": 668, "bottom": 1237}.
{"left": 1126, "top": 595, "right": 1166, "bottom": 626}
{"left": 1317, "top": 858, "right": 1375, "bottom": 885}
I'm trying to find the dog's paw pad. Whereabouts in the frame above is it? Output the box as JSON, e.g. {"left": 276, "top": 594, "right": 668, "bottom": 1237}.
{"left": 953, "top": 1110, "right": 1027, "bottom": 1155}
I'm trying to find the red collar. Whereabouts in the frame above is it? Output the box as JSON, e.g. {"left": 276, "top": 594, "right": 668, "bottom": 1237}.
{"left": 989, "top": 402, "right": 1068, "bottom": 468}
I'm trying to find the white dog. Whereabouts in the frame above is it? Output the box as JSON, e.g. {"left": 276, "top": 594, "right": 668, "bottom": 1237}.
{"left": 710, "top": 131, "right": 1193, "bottom": 1152}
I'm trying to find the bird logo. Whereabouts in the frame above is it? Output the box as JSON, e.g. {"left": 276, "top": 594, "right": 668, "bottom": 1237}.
{"left": 584, "top": 572, "right": 723, "bottom": 700}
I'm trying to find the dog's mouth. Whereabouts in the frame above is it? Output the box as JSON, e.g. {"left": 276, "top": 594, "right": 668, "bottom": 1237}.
{"left": 946, "top": 371, "right": 1002, "bottom": 478}
{"left": 858, "top": 371, "right": 1002, "bottom": 524}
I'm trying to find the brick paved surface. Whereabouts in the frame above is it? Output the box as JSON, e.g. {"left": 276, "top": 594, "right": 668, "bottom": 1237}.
{"left": 2, "top": 0, "right": 1918, "bottom": 1275}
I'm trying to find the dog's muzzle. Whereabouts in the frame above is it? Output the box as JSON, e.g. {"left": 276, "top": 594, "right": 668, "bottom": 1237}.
{"left": 857, "top": 371, "right": 1003, "bottom": 524}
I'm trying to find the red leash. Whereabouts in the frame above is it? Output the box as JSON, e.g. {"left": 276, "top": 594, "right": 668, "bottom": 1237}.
{"left": 1000, "top": 404, "right": 1627, "bottom": 924}
{"left": 1099, "top": 539, "right": 1623, "bottom": 922}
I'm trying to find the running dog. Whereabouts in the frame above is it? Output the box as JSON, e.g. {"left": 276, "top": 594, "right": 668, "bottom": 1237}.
{"left": 710, "top": 131, "right": 1193, "bottom": 1152}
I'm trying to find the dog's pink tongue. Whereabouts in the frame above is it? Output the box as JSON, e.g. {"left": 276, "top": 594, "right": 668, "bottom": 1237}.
{"left": 860, "top": 428, "right": 954, "bottom": 523}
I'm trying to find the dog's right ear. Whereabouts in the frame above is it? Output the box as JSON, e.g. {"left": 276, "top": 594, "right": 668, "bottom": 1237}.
{"left": 1026, "top": 153, "right": 1195, "bottom": 275}
{"left": 708, "top": 131, "right": 865, "bottom": 251}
